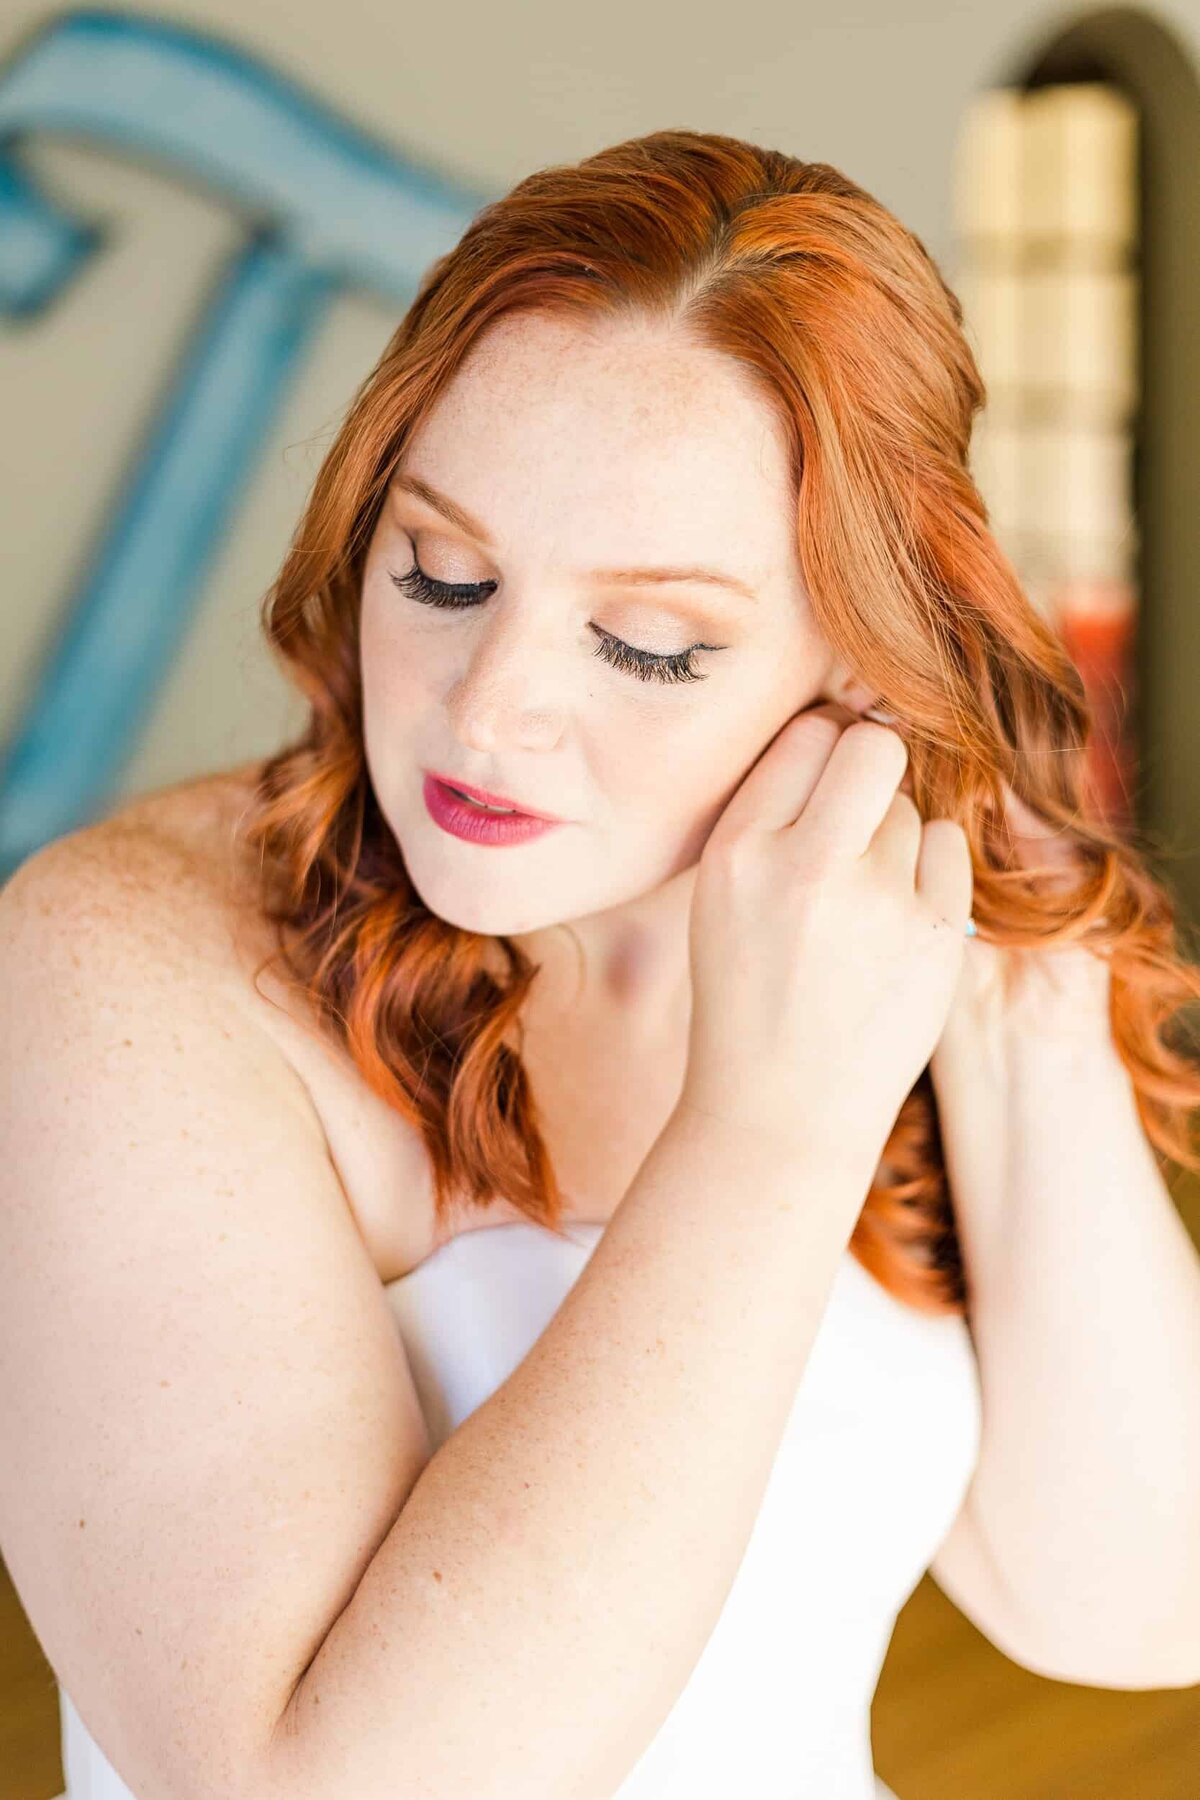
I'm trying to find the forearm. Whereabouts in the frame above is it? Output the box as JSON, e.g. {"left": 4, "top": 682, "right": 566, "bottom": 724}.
{"left": 264, "top": 1101, "right": 875, "bottom": 1800}
{"left": 942, "top": 1026, "right": 1200, "bottom": 1681}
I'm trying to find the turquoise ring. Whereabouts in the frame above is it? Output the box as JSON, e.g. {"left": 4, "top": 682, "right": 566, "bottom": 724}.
{"left": 964, "top": 917, "right": 978, "bottom": 938}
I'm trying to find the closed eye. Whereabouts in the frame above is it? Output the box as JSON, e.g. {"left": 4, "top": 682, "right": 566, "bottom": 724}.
{"left": 388, "top": 559, "right": 723, "bottom": 686}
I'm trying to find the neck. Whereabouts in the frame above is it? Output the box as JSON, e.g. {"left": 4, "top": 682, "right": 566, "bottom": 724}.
{"left": 507, "top": 862, "right": 698, "bottom": 1046}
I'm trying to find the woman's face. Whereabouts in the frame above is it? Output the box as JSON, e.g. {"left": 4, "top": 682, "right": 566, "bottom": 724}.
{"left": 360, "top": 308, "right": 849, "bottom": 950}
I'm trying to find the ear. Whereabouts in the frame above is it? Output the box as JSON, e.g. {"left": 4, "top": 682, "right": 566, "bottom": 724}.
{"left": 824, "top": 665, "right": 884, "bottom": 719}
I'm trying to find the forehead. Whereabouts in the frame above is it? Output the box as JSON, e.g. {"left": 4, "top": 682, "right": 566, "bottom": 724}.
{"left": 399, "top": 311, "right": 797, "bottom": 568}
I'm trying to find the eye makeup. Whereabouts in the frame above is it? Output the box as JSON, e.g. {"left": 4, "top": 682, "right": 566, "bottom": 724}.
{"left": 388, "top": 557, "right": 725, "bottom": 687}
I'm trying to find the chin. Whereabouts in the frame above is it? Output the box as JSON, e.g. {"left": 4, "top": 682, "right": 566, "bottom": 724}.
{"left": 400, "top": 864, "right": 566, "bottom": 939}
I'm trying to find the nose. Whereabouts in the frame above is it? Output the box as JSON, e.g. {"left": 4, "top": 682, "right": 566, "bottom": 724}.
{"left": 443, "top": 605, "right": 565, "bottom": 753}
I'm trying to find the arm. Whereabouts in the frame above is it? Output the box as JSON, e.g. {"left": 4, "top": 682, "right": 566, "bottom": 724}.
{"left": 930, "top": 948, "right": 1200, "bottom": 1689}
{"left": 0, "top": 830, "right": 879, "bottom": 1800}
{"left": 267, "top": 1097, "right": 877, "bottom": 1800}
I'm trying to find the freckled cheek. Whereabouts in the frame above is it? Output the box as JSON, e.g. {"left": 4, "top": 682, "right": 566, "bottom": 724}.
{"left": 359, "top": 592, "right": 403, "bottom": 683}
{"left": 362, "top": 610, "right": 447, "bottom": 709}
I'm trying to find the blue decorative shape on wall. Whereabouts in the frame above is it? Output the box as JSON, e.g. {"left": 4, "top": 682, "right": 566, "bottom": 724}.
{"left": 0, "top": 8, "right": 492, "bottom": 879}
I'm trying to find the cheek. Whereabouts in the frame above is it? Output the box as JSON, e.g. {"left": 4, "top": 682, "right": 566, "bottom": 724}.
{"left": 360, "top": 586, "right": 438, "bottom": 708}
{"left": 670, "top": 692, "right": 804, "bottom": 836}
{"left": 601, "top": 707, "right": 742, "bottom": 836}
{"left": 359, "top": 581, "right": 394, "bottom": 681}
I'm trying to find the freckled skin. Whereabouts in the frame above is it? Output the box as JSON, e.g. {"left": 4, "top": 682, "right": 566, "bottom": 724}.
{"left": 359, "top": 310, "right": 873, "bottom": 1043}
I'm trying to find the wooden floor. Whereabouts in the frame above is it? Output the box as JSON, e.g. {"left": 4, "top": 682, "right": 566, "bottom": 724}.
{"left": 874, "top": 1568, "right": 1200, "bottom": 1798}
{"left": 5, "top": 1175, "right": 1199, "bottom": 1799}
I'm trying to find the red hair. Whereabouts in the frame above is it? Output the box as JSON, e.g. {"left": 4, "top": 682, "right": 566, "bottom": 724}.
{"left": 241, "top": 128, "right": 1200, "bottom": 1315}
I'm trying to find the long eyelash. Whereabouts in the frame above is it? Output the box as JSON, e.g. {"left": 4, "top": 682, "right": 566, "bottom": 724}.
{"left": 389, "top": 561, "right": 715, "bottom": 685}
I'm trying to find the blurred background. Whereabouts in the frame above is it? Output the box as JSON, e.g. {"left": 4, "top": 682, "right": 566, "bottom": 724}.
{"left": 2, "top": 1, "right": 1198, "bottom": 1794}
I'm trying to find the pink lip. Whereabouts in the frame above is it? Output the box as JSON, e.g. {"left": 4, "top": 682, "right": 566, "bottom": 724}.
{"left": 423, "top": 774, "right": 565, "bottom": 847}
{"left": 424, "top": 769, "right": 564, "bottom": 822}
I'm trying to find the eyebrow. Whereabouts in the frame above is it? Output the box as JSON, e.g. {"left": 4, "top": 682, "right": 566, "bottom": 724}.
{"left": 390, "top": 470, "right": 758, "bottom": 603}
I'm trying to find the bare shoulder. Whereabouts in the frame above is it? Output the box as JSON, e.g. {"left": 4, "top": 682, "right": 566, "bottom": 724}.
{"left": 0, "top": 758, "right": 268, "bottom": 983}
{"left": 0, "top": 758, "right": 321, "bottom": 1152}
{"left": 0, "top": 760, "right": 438, "bottom": 1277}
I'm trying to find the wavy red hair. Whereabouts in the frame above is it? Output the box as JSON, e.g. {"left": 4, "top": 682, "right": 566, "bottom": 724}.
{"left": 241, "top": 128, "right": 1200, "bottom": 1315}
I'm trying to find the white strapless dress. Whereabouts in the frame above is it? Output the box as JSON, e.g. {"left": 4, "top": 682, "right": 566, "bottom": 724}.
{"left": 55, "top": 1217, "right": 981, "bottom": 1799}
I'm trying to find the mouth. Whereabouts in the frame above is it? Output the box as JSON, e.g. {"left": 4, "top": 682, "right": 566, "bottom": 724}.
{"left": 424, "top": 769, "right": 564, "bottom": 822}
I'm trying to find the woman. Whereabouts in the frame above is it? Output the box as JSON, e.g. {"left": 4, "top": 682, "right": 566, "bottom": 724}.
{"left": 5, "top": 129, "right": 1199, "bottom": 1800}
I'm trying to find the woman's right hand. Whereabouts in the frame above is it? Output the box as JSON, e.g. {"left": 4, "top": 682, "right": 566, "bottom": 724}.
{"left": 679, "top": 701, "right": 974, "bottom": 1162}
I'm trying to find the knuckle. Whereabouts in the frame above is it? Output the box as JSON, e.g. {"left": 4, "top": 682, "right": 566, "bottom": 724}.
{"left": 790, "top": 827, "right": 840, "bottom": 881}
{"left": 793, "top": 711, "right": 845, "bottom": 750}
{"left": 849, "top": 716, "right": 909, "bottom": 771}
{"left": 715, "top": 829, "right": 761, "bottom": 880}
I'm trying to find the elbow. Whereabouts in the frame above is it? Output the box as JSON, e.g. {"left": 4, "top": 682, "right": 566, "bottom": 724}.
{"left": 1008, "top": 1609, "right": 1200, "bottom": 1692}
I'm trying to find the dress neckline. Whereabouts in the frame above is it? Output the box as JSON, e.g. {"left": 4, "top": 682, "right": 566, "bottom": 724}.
{"left": 385, "top": 1216, "right": 607, "bottom": 1289}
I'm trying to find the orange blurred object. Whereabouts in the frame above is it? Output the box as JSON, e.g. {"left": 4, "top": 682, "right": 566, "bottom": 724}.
{"left": 1054, "top": 574, "right": 1138, "bottom": 830}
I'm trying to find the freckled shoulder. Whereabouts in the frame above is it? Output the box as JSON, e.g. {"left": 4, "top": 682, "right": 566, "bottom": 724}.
{"left": 3, "top": 761, "right": 266, "bottom": 978}
{"left": 1, "top": 760, "right": 441, "bottom": 1281}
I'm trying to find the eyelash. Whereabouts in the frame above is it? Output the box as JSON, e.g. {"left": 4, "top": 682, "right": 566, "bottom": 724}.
{"left": 388, "top": 559, "right": 718, "bottom": 685}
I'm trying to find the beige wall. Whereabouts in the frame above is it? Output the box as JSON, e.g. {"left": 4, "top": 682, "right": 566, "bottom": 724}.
{"left": 4, "top": 0, "right": 1199, "bottom": 815}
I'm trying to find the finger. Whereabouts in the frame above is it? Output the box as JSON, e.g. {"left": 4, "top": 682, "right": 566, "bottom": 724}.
{"left": 864, "top": 706, "right": 915, "bottom": 800}
{"left": 916, "top": 818, "right": 975, "bottom": 931}
{"left": 795, "top": 718, "right": 910, "bottom": 857}
{"left": 869, "top": 788, "right": 924, "bottom": 886}
{"left": 710, "top": 701, "right": 853, "bottom": 841}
